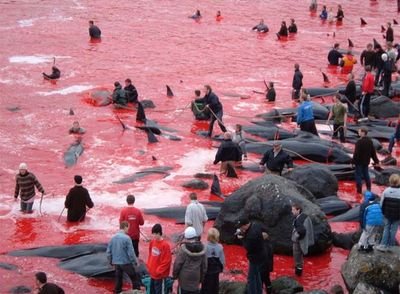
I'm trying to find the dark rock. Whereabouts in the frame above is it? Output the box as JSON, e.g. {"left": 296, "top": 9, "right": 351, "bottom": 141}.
{"left": 219, "top": 281, "right": 247, "bottom": 294}
{"left": 332, "top": 230, "right": 361, "bottom": 250}
{"left": 370, "top": 95, "right": 400, "bottom": 118}
{"left": 316, "top": 196, "right": 351, "bottom": 216}
{"left": 341, "top": 246, "right": 400, "bottom": 293}
{"left": 283, "top": 164, "right": 338, "bottom": 198}
{"left": 353, "top": 282, "right": 383, "bottom": 294}
{"left": 181, "top": 179, "right": 209, "bottom": 190}
{"left": 214, "top": 175, "right": 332, "bottom": 255}
{"left": 141, "top": 99, "right": 156, "bottom": 109}
{"left": 271, "top": 276, "right": 304, "bottom": 294}
{"left": 9, "top": 286, "right": 32, "bottom": 294}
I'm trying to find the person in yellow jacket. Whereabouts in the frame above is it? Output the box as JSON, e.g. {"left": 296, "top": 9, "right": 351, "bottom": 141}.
{"left": 341, "top": 51, "right": 357, "bottom": 74}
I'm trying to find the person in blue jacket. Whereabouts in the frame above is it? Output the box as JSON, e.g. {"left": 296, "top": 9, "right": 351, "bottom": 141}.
{"left": 320, "top": 5, "right": 328, "bottom": 20}
{"left": 358, "top": 191, "right": 384, "bottom": 252}
{"left": 297, "top": 93, "right": 319, "bottom": 136}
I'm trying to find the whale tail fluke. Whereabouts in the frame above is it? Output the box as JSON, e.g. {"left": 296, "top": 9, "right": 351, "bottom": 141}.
{"left": 166, "top": 85, "right": 174, "bottom": 97}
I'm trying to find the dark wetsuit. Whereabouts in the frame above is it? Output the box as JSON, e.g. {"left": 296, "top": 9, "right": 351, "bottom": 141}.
{"left": 43, "top": 67, "right": 61, "bottom": 80}
{"left": 112, "top": 85, "right": 127, "bottom": 106}
{"left": 288, "top": 24, "right": 297, "bottom": 33}
{"left": 124, "top": 84, "right": 138, "bottom": 103}
{"left": 89, "top": 25, "right": 101, "bottom": 38}
{"left": 252, "top": 24, "right": 269, "bottom": 33}
{"left": 336, "top": 10, "right": 344, "bottom": 22}
{"left": 328, "top": 49, "right": 343, "bottom": 66}
{"left": 277, "top": 25, "right": 288, "bottom": 37}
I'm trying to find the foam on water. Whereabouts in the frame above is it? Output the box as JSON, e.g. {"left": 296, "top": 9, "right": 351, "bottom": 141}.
{"left": 9, "top": 55, "right": 71, "bottom": 65}
{"left": 175, "top": 149, "right": 215, "bottom": 175}
{"left": 37, "top": 85, "right": 94, "bottom": 96}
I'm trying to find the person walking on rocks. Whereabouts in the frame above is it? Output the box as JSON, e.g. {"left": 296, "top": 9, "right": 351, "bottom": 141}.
{"left": 64, "top": 175, "right": 94, "bottom": 222}
{"left": 376, "top": 174, "right": 400, "bottom": 252}
{"left": 352, "top": 127, "right": 380, "bottom": 194}
{"left": 185, "top": 193, "right": 208, "bottom": 239}
{"left": 291, "top": 203, "right": 314, "bottom": 276}
{"left": 14, "top": 163, "right": 45, "bottom": 213}
{"left": 358, "top": 191, "right": 384, "bottom": 252}
{"left": 119, "top": 194, "right": 144, "bottom": 258}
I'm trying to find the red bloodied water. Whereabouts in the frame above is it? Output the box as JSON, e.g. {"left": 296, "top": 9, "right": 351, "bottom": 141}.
{"left": 0, "top": 0, "right": 399, "bottom": 292}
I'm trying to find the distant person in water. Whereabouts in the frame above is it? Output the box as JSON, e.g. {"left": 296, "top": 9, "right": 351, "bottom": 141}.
{"left": 277, "top": 21, "right": 288, "bottom": 39}
{"left": 386, "top": 22, "right": 394, "bottom": 43}
{"left": 341, "top": 51, "right": 357, "bottom": 74}
{"left": 320, "top": 5, "right": 328, "bottom": 20}
{"left": 190, "top": 10, "right": 201, "bottom": 19}
{"left": 292, "top": 63, "right": 303, "bottom": 100}
{"left": 336, "top": 5, "right": 344, "bottom": 22}
{"left": 266, "top": 81, "right": 276, "bottom": 102}
{"left": 252, "top": 19, "right": 269, "bottom": 33}
{"left": 124, "top": 78, "right": 138, "bottom": 103}
{"left": 327, "top": 7, "right": 335, "bottom": 23}
{"left": 360, "top": 43, "right": 376, "bottom": 68}
{"left": 216, "top": 10, "right": 223, "bottom": 21}
{"left": 88, "top": 20, "right": 101, "bottom": 39}
{"left": 14, "top": 163, "right": 45, "bottom": 213}
{"left": 288, "top": 19, "right": 297, "bottom": 33}
{"left": 42, "top": 66, "right": 60, "bottom": 80}
{"left": 328, "top": 43, "right": 343, "bottom": 66}
{"left": 65, "top": 175, "right": 94, "bottom": 222}
{"left": 112, "top": 81, "right": 127, "bottom": 106}
{"left": 309, "top": 0, "right": 317, "bottom": 11}
{"left": 69, "top": 121, "right": 86, "bottom": 134}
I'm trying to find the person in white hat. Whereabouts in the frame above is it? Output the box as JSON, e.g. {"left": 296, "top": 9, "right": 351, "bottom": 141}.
{"left": 173, "top": 227, "right": 207, "bottom": 294}
{"left": 14, "top": 163, "right": 45, "bottom": 213}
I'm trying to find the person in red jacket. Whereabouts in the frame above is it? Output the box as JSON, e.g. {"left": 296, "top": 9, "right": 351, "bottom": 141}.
{"left": 119, "top": 194, "right": 144, "bottom": 257}
{"left": 359, "top": 65, "right": 375, "bottom": 118}
{"left": 147, "top": 224, "right": 172, "bottom": 294}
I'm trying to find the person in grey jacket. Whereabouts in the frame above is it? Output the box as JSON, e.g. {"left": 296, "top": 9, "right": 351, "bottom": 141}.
{"left": 173, "top": 227, "right": 207, "bottom": 294}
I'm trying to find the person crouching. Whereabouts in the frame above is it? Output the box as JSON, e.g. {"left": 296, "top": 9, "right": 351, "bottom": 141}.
{"left": 213, "top": 132, "right": 242, "bottom": 175}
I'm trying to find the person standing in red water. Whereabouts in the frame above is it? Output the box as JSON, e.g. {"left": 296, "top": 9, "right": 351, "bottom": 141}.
{"left": 64, "top": 175, "right": 94, "bottom": 222}
{"left": 120, "top": 194, "right": 144, "bottom": 258}
{"left": 147, "top": 224, "right": 172, "bottom": 294}
{"left": 359, "top": 65, "right": 375, "bottom": 118}
{"left": 215, "top": 11, "right": 223, "bottom": 21}
{"left": 14, "top": 163, "right": 45, "bottom": 214}
{"left": 292, "top": 63, "right": 303, "bottom": 100}
{"left": 341, "top": 51, "right": 357, "bottom": 74}
{"left": 88, "top": 20, "right": 101, "bottom": 39}
{"left": 35, "top": 272, "right": 64, "bottom": 294}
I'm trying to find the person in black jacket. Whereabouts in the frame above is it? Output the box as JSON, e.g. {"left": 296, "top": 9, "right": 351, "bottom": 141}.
{"left": 386, "top": 22, "right": 394, "bottom": 43}
{"left": 277, "top": 21, "right": 288, "bottom": 39}
{"left": 266, "top": 81, "right": 276, "bottom": 101}
{"left": 360, "top": 43, "right": 375, "bottom": 68}
{"left": 214, "top": 132, "right": 242, "bottom": 175}
{"left": 124, "top": 79, "right": 138, "bottom": 103}
{"left": 288, "top": 19, "right": 297, "bottom": 33}
{"left": 64, "top": 175, "right": 94, "bottom": 222}
{"left": 236, "top": 217, "right": 270, "bottom": 294}
{"left": 374, "top": 45, "right": 385, "bottom": 86}
{"left": 292, "top": 63, "right": 303, "bottom": 100}
{"left": 42, "top": 66, "right": 61, "bottom": 80}
{"left": 352, "top": 127, "right": 380, "bottom": 194}
{"left": 196, "top": 85, "right": 227, "bottom": 137}
{"left": 35, "top": 272, "right": 64, "bottom": 294}
{"left": 335, "top": 4, "right": 344, "bottom": 22}
{"left": 344, "top": 73, "right": 357, "bottom": 114}
{"left": 381, "top": 53, "right": 392, "bottom": 97}
{"left": 88, "top": 20, "right": 101, "bottom": 39}
{"left": 328, "top": 43, "right": 344, "bottom": 66}
{"left": 259, "top": 142, "right": 293, "bottom": 175}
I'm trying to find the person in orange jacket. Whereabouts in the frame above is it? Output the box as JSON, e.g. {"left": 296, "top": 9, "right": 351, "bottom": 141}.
{"left": 341, "top": 51, "right": 357, "bottom": 74}
{"left": 147, "top": 224, "right": 172, "bottom": 294}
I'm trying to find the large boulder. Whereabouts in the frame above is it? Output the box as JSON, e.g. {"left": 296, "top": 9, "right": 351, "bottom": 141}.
{"left": 283, "top": 164, "right": 338, "bottom": 198}
{"left": 271, "top": 276, "right": 304, "bottom": 293}
{"left": 341, "top": 246, "right": 400, "bottom": 293}
{"left": 370, "top": 95, "right": 400, "bottom": 118}
{"left": 214, "top": 175, "right": 332, "bottom": 255}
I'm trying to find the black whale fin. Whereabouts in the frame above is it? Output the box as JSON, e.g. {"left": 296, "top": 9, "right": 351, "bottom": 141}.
{"left": 166, "top": 85, "right": 174, "bottom": 97}
{"left": 348, "top": 38, "right": 354, "bottom": 48}
{"left": 211, "top": 174, "right": 222, "bottom": 196}
{"left": 322, "top": 72, "right": 330, "bottom": 83}
{"left": 146, "top": 129, "right": 158, "bottom": 143}
{"left": 136, "top": 102, "right": 146, "bottom": 122}
{"left": 381, "top": 25, "right": 386, "bottom": 33}
{"left": 226, "top": 163, "right": 238, "bottom": 178}
{"left": 373, "top": 38, "right": 382, "bottom": 49}
{"left": 394, "top": 19, "right": 398, "bottom": 25}
{"left": 69, "top": 108, "right": 74, "bottom": 115}
{"left": 360, "top": 18, "right": 367, "bottom": 25}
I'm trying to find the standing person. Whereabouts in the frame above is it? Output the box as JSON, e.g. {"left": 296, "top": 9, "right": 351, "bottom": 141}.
{"left": 360, "top": 43, "right": 376, "bottom": 68}
{"left": 358, "top": 191, "right": 384, "bottom": 252}
{"left": 381, "top": 53, "right": 392, "bottom": 97}
{"left": 14, "top": 163, "right": 45, "bottom": 213}
{"left": 107, "top": 221, "right": 140, "bottom": 293}
{"left": 360, "top": 65, "right": 375, "bottom": 118}
{"left": 327, "top": 43, "right": 343, "bottom": 66}
{"left": 291, "top": 203, "right": 314, "bottom": 276}
{"left": 320, "top": 5, "right": 328, "bottom": 20}
{"left": 288, "top": 19, "right": 297, "bottom": 33}
{"left": 232, "top": 124, "right": 247, "bottom": 161}
{"left": 386, "top": 22, "right": 394, "bottom": 43}
{"left": 124, "top": 78, "right": 138, "bottom": 103}
{"left": 352, "top": 127, "right": 380, "bottom": 194}
{"left": 112, "top": 81, "right": 127, "bottom": 106}
{"left": 292, "top": 63, "right": 303, "bottom": 100}
{"left": 327, "top": 94, "right": 348, "bottom": 143}
{"left": 236, "top": 217, "right": 268, "bottom": 294}
{"left": 35, "top": 272, "right": 64, "bottom": 294}
{"left": 344, "top": 73, "right": 357, "bottom": 115}
{"left": 341, "top": 51, "right": 357, "bottom": 74}
{"left": 376, "top": 174, "right": 400, "bottom": 252}
{"left": 310, "top": 0, "right": 318, "bottom": 11}
{"left": 213, "top": 132, "right": 242, "bottom": 175}
{"left": 266, "top": 81, "right": 276, "bottom": 102}
{"left": 259, "top": 142, "right": 293, "bottom": 175}
{"left": 147, "top": 224, "right": 172, "bottom": 294}
{"left": 196, "top": 85, "right": 227, "bottom": 137}
{"left": 252, "top": 19, "right": 269, "bottom": 33}
{"left": 172, "top": 227, "right": 207, "bottom": 294}
{"left": 185, "top": 193, "right": 208, "bottom": 238}
{"left": 388, "top": 114, "right": 400, "bottom": 155}
{"left": 64, "top": 175, "right": 94, "bottom": 222}
{"left": 88, "top": 20, "right": 101, "bottom": 39}
{"left": 119, "top": 194, "right": 144, "bottom": 258}
{"left": 374, "top": 45, "right": 385, "bottom": 86}
{"left": 200, "top": 228, "right": 225, "bottom": 294}
{"left": 215, "top": 11, "right": 223, "bottom": 22}
{"left": 297, "top": 94, "right": 319, "bottom": 136}
{"left": 260, "top": 230, "right": 274, "bottom": 294}
{"left": 277, "top": 21, "right": 288, "bottom": 38}
{"left": 335, "top": 4, "right": 344, "bottom": 22}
